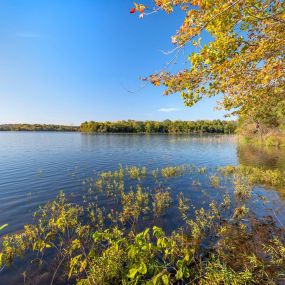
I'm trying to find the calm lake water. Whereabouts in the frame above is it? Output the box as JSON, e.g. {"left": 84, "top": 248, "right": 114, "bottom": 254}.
{"left": 1, "top": 132, "right": 285, "bottom": 236}
{"left": 1, "top": 132, "right": 285, "bottom": 284}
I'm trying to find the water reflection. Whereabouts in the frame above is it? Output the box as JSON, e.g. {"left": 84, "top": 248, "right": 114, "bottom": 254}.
{"left": 237, "top": 143, "right": 285, "bottom": 171}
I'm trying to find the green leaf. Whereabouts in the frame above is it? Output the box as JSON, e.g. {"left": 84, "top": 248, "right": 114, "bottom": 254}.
{"left": 183, "top": 267, "right": 190, "bottom": 278}
{"left": 153, "top": 226, "right": 162, "bottom": 236}
{"left": 128, "top": 246, "right": 137, "bottom": 259}
{"left": 175, "top": 269, "right": 183, "bottom": 280}
{"left": 184, "top": 253, "right": 190, "bottom": 262}
{"left": 128, "top": 267, "right": 138, "bottom": 279}
{"left": 0, "top": 224, "right": 8, "bottom": 231}
{"left": 152, "top": 273, "right": 161, "bottom": 285}
{"left": 139, "top": 262, "right": 147, "bottom": 275}
{"left": 143, "top": 228, "right": 150, "bottom": 237}
{"left": 162, "top": 274, "right": 170, "bottom": 285}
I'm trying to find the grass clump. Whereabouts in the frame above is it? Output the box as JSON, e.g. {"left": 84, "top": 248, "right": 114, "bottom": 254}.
{"left": 240, "top": 133, "right": 285, "bottom": 148}
{"left": 125, "top": 166, "right": 147, "bottom": 180}
{"left": 220, "top": 165, "right": 285, "bottom": 188}
{"left": 152, "top": 189, "right": 172, "bottom": 218}
{"left": 210, "top": 175, "right": 220, "bottom": 188}
{"left": 161, "top": 165, "right": 186, "bottom": 178}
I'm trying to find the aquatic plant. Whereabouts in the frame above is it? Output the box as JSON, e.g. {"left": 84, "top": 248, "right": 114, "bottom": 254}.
{"left": 152, "top": 189, "right": 172, "bottom": 218}
{"left": 178, "top": 193, "right": 190, "bottom": 220}
{"left": 197, "top": 167, "right": 207, "bottom": 174}
{"left": 210, "top": 175, "right": 220, "bottom": 188}
{"left": 120, "top": 185, "right": 149, "bottom": 225}
{"left": 151, "top": 168, "right": 159, "bottom": 180}
{"left": 220, "top": 165, "right": 285, "bottom": 188}
{"left": 161, "top": 165, "right": 186, "bottom": 178}
{"left": 1, "top": 165, "right": 285, "bottom": 284}
{"left": 0, "top": 224, "right": 8, "bottom": 232}
{"left": 126, "top": 166, "right": 147, "bottom": 180}
{"left": 233, "top": 174, "right": 252, "bottom": 201}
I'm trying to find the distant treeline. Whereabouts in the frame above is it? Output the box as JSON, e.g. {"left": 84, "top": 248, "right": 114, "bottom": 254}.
{"left": 0, "top": 124, "right": 79, "bottom": 132}
{"left": 80, "top": 120, "right": 237, "bottom": 134}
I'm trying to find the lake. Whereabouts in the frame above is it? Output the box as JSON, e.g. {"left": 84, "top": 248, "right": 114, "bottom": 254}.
{"left": 1, "top": 132, "right": 285, "bottom": 284}
{"left": 1, "top": 132, "right": 285, "bottom": 236}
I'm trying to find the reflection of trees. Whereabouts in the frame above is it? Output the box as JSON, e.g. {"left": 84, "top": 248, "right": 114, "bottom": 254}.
{"left": 237, "top": 143, "right": 285, "bottom": 171}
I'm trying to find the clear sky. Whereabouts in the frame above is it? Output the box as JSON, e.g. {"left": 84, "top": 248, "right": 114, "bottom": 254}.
{"left": 0, "top": 0, "right": 228, "bottom": 125}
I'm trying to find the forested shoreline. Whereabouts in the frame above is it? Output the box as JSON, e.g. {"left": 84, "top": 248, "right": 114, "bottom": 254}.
{"left": 0, "top": 121, "right": 237, "bottom": 134}
{"left": 0, "top": 124, "right": 79, "bottom": 132}
{"left": 80, "top": 120, "right": 237, "bottom": 134}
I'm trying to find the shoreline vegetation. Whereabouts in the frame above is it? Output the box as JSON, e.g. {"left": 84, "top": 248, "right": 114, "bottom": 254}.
{"left": 2, "top": 122, "right": 285, "bottom": 150}
{"left": 239, "top": 133, "right": 285, "bottom": 148}
{"left": 0, "top": 124, "right": 79, "bottom": 132}
{"left": 79, "top": 120, "right": 237, "bottom": 134}
{"left": 1, "top": 164, "right": 285, "bottom": 284}
{"left": 2, "top": 122, "right": 285, "bottom": 148}
{"left": 0, "top": 120, "right": 237, "bottom": 134}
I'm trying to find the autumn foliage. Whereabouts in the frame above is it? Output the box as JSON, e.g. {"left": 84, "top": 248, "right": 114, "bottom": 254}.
{"left": 131, "top": 1, "right": 285, "bottom": 129}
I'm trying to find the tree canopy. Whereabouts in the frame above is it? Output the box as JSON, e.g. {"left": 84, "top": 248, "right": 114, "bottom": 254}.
{"left": 0, "top": 124, "right": 79, "bottom": 132}
{"left": 80, "top": 120, "right": 236, "bottom": 134}
{"left": 131, "top": 1, "right": 285, "bottom": 128}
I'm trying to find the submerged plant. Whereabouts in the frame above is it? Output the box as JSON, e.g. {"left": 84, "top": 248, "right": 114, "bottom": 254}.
{"left": 152, "top": 189, "right": 172, "bottom": 218}
{"left": 233, "top": 174, "right": 252, "bottom": 201}
{"left": 126, "top": 166, "right": 147, "bottom": 180}
{"left": 120, "top": 185, "right": 149, "bottom": 226}
{"left": 219, "top": 165, "right": 285, "bottom": 188}
{"left": 161, "top": 165, "right": 186, "bottom": 178}
{"left": 210, "top": 175, "right": 220, "bottom": 188}
{"left": 178, "top": 192, "right": 190, "bottom": 220}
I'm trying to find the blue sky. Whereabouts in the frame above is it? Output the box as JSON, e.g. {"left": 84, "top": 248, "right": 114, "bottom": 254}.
{"left": 0, "top": 0, "right": 228, "bottom": 125}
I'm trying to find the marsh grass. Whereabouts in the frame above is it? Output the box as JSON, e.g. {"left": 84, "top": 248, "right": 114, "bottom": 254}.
{"left": 160, "top": 165, "right": 189, "bottom": 178}
{"left": 1, "top": 165, "right": 285, "bottom": 284}
{"left": 239, "top": 133, "right": 285, "bottom": 148}
{"left": 219, "top": 165, "right": 285, "bottom": 188}
{"left": 126, "top": 166, "right": 147, "bottom": 180}
{"left": 210, "top": 175, "right": 220, "bottom": 188}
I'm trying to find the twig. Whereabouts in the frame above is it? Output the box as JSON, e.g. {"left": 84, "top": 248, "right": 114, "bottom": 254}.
{"left": 158, "top": 46, "right": 180, "bottom": 55}
{"left": 0, "top": 265, "right": 6, "bottom": 273}
{"left": 120, "top": 81, "right": 148, "bottom": 94}
{"left": 50, "top": 256, "right": 65, "bottom": 285}
{"left": 50, "top": 255, "right": 66, "bottom": 285}
{"left": 272, "top": 209, "right": 285, "bottom": 230}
